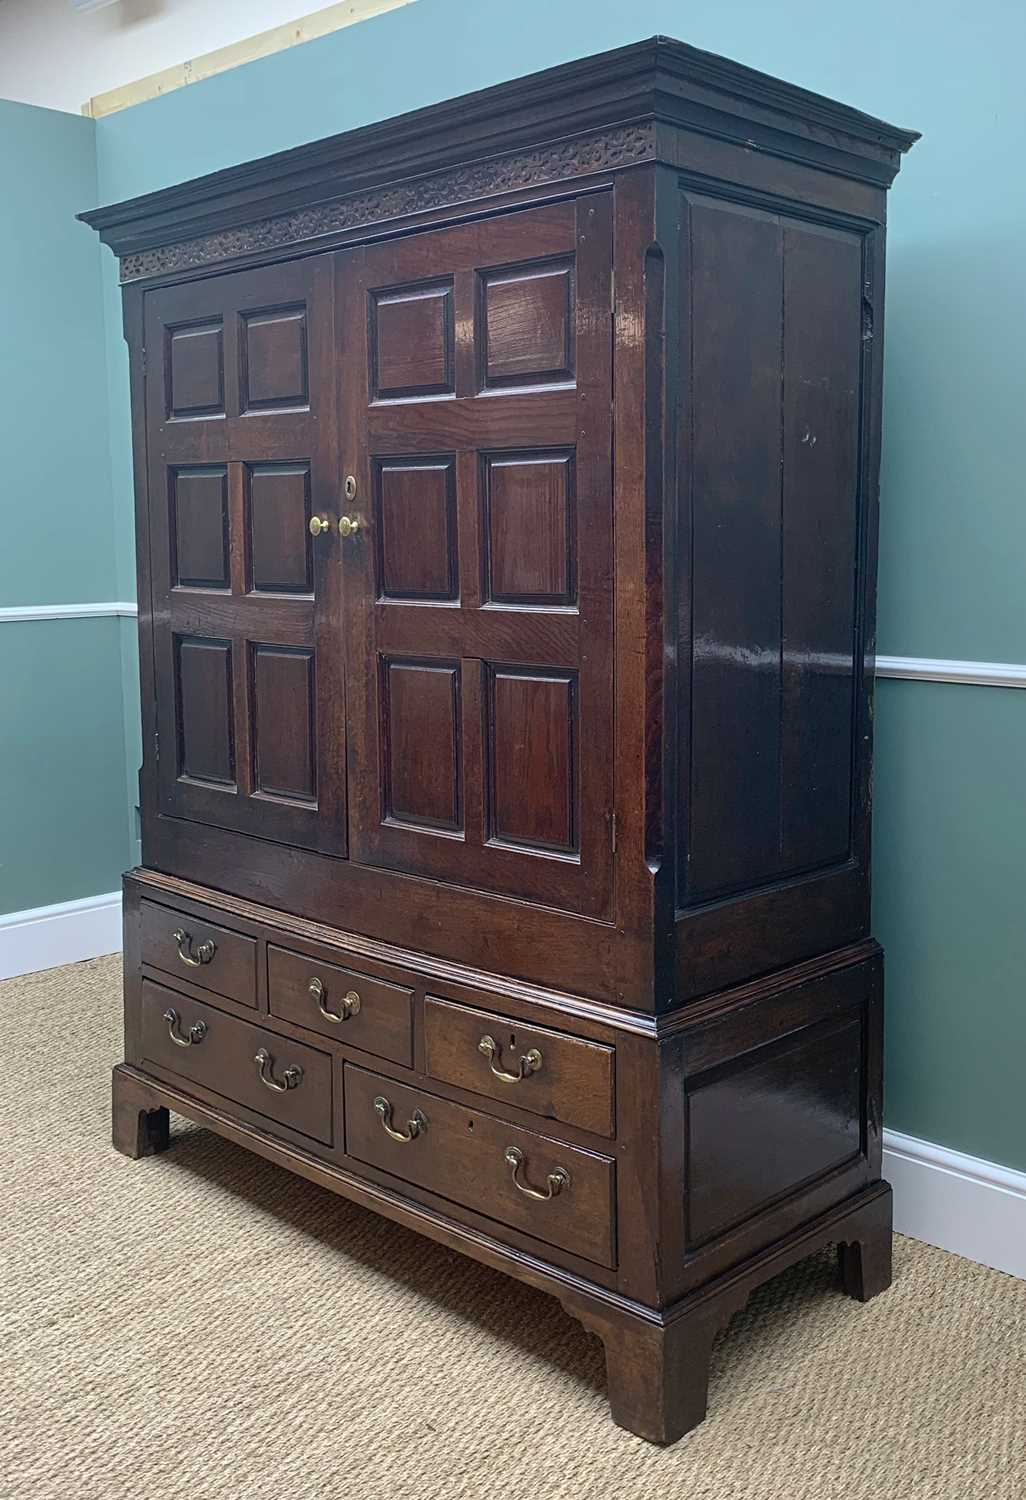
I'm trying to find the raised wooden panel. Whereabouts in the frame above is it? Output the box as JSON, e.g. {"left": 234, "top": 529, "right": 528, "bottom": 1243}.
{"left": 170, "top": 466, "right": 229, "bottom": 590}
{"left": 686, "top": 198, "right": 782, "bottom": 902}
{"left": 488, "top": 667, "right": 576, "bottom": 853}
{"left": 250, "top": 644, "right": 317, "bottom": 803}
{"left": 371, "top": 280, "right": 454, "bottom": 400}
{"left": 780, "top": 223, "right": 861, "bottom": 872}
{"left": 382, "top": 657, "right": 461, "bottom": 831}
{"left": 483, "top": 450, "right": 575, "bottom": 605}
{"left": 240, "top": 303, "right": 309, "bottom": 411}
{"left": 175, "top": 635, "right": 235, "bottom": 787}
{"left": 167, "top": 320, "right": 224, "bottom": 419}
{"left": 375, "top": 457, "right": 457, "bottom": 601}
{"left": 246, "top": 463, "right": 313, "bottom": 594}
{"left": 681, "top": 196, "right": 864, "bottom": 907}
{"left": 480, "top": 259, "right": 574, "bottom": 389}
{"left": 685, "top": 1017, "right": 863, "bottom": 1248}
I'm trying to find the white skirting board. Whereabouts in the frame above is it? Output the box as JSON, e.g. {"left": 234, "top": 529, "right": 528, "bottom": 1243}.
{"left": 1, "top": 890, "right": 1022, "bottom": 1279}
{"left": 883, "top": 1129, "right": 1026, "bottom": 1280}
{"left": 0, "top": 891, "right": 123, "bottom": 980}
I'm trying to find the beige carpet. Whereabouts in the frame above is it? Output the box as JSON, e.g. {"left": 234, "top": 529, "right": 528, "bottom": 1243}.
{"left": 2, "top": 955, "right": 1024, "bottom": 1499}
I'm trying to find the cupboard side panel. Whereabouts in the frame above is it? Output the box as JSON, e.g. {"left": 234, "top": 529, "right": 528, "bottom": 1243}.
{"left": 673, "top": 182, "right": 882, "bottom": 999}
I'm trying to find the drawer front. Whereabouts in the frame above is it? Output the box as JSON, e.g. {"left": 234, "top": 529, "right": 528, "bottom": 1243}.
{"left": 423, "top": 996, "right": 614, "bottom": 1138}
{"left": 344, "top": 1064, "right": 615, "bottom": 1267}
{"left": 140, "top": 979, "right": 333, "bottom": 1144}
{"left": 268, "top": 945, "right": 412, "bottom": 1065}
{"left": 140, "top": 900, "right": 257, "bottom": 1009}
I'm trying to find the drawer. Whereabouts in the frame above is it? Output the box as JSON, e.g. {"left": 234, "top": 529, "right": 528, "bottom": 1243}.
{"left": 268, "top": 945, "right": 413, "bottom": 1066}
{"left": 344, "top": 1064, "right": 615, "bottom": 1268}
{"left": 423, "top": 996, "right": 614, "bottom": 1138}
{"left": 140, "top": 978, "right": 333, "bottom": 1144}
{"left": 140, "top": 900, "right": 257, "bottom": 1009}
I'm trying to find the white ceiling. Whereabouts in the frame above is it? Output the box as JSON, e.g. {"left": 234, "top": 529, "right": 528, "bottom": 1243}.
{"left": 0, "top": 0, "right": 344, "bottom": 113}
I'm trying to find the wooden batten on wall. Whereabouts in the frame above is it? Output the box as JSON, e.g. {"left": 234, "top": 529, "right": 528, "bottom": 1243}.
{"left": 81, "top": 0, "right": 417, "bottom": 119}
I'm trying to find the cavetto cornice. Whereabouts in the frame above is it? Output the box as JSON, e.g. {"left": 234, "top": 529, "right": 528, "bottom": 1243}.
{"left": 79, "top": 37, "right": 918, "bottom": 283}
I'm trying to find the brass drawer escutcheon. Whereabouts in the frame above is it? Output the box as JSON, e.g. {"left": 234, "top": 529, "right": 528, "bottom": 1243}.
{"left": 478, "top": 1034, "right": 542, "bottom": 1084}
{"left": 374, "top": 1095, "right": 426, "bottom": 1143}
{"left": 163, "top": 1007, "right": 208, "bottom": 1047}
{"left": 254, "top": 1048, "right": 303, "bottom": 1092}
{"left": 309, "top": 975, "right": 361, "bottom": 1023}
{"left": 173, "top": 928, "right": 216, "bottom": 968}
{"left": 504, "top": 1146, "right": 569, "bottom": 1201}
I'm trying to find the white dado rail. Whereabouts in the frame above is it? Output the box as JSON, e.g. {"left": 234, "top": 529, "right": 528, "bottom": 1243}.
{"left": 876, "top": 656, "right": 1026, "bottom": 688}
{"left": 0, "top": 603, "right": 138, "bottom": 622}
{"left": 1, "top": 608, "right": 1024, "bottom": 690}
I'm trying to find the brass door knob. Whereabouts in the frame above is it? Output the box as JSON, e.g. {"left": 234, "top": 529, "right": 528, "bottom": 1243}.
{"left": 338, "top": 515, "right": 361, "bottom": 539}
{"left": 309, "top": 514, "right": 334, "bottom": 537}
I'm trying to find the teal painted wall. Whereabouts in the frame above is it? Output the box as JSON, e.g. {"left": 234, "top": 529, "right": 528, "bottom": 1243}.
{"left": 874, "top": 681, "right": 1026, "bottom": 1168}
{"left": 13, "top": 0, "right": 1017, "bottom": 1164}
{"left": 0, "top": 100, "right": 115, "bottom": 607}
{"left": 0, "top": 620, "right": 131, "bottom": 912}
{"left": 0, "top": 100, "right": 134, "bottom": 916}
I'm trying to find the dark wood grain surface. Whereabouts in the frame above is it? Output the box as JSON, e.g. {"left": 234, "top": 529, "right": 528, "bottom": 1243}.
{"left": 268, "top": 943, "right": 413, "bottom": 1066}
{"left": 139, "top": 977, "right": 333, "bottom": 1144}
{"left": 423, "top": 995, "right": 614, "bottom": 1137}
{"left": 343, "top": 1062, "right": 616, "bottom": 1268}
{"left": 140, "top": 898, "right": 256, "bottom": 1007}
{"left": 94, "top": 38, "right": 917, "bottom": 1445}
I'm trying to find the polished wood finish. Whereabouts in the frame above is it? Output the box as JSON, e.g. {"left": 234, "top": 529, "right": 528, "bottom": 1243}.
{"left": 140, "top": 897, "right": 257, "bottom": 1007}
{"left": 112, "top": 1066, "right": 170, "bottom": 1158}
{"left": 339, "top": 200, "right": 613, "bottom": 917}
{"left": 140, "top": 977, "right": 333, "bottom": 1144}
{"left": 144, "top": 258, "right": 346, "bottom": 857}
{"left": 423, "top": 996, "right": 614, "bottom": 1138}
{"left": 112, "top": 1054, "right": 893, "bottom": 1444}
{"left": 268, "top": 944, "right": 413, "bottom": 1065}
{"left": 344, "top": 1063, "right": 616, "bottom": 1268}
{"left": 88, "top": 38, "right": 916, "bottom": 1445}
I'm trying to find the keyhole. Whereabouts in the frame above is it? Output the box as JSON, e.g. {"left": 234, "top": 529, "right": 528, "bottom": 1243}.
{"left": 509, "top": 1032, "right": 517, "bottom": 1048}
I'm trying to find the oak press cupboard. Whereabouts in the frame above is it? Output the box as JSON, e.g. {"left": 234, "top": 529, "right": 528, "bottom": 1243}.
{"left": 82, "top": 39, "right": 918, "bottom": 1443}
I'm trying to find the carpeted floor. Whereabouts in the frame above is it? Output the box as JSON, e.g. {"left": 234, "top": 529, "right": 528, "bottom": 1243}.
{"left": 2, "top": 955, "right": 1024, "bottom": 1499}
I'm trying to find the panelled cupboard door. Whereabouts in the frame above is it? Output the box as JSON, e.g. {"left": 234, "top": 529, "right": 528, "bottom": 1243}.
{"left": 144, "top": 258, "right": 347, "bottom": 855}
{"left": 338, "top": 198, "right": 614, "bottom": 917}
